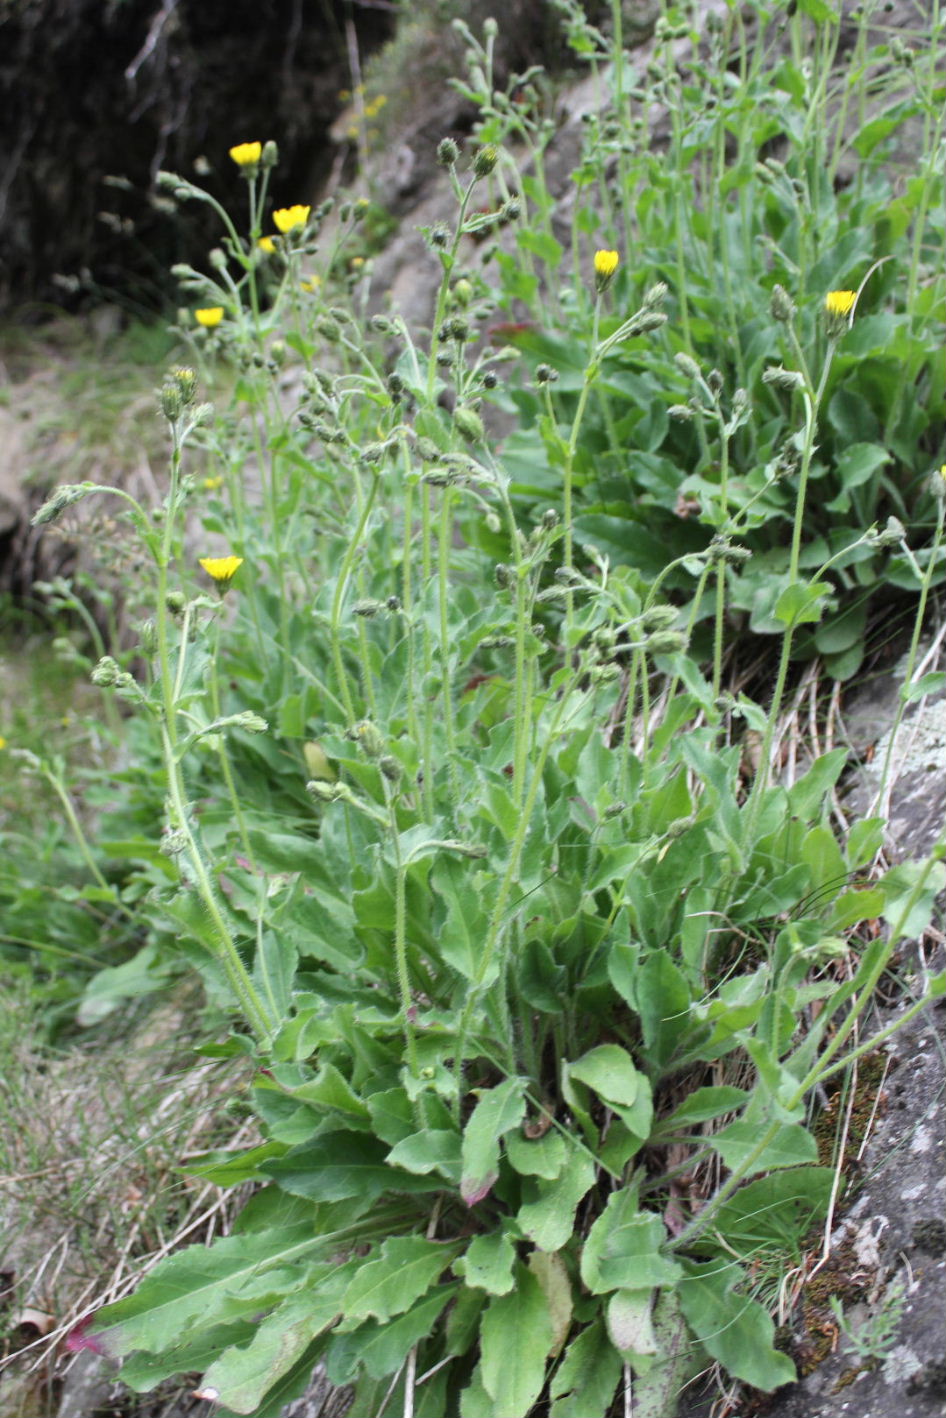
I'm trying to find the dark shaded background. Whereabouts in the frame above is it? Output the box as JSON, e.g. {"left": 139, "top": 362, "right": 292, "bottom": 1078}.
{"left": 0, "top": 0, "right": 395, "bottom": 312}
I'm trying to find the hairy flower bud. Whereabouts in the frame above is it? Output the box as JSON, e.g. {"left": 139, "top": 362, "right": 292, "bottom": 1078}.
{"left": 770, "top": 283, "right": 796, "bottom": 323}
{"left": 437, "top": 137, "right": 460, "bottom": 167}
{"left": 472, "top": 144, "right": 500, "bottom": 177}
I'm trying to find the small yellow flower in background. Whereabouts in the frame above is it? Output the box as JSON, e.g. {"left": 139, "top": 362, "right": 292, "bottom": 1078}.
{"left": 823, "top": 288, "right": 857, "bottom": 337}
{"left": 229, "top": 141, "right": 262, "bottom": 167}
{"left": 199, "top": 555, "right": 244, "bottom": 591}
{"left": 203, "top": 475, "right": 224, "bottom": 491}
{"left": 350, "top": 256, "right": 365, "bottom": 269}
{"left": 300, "top": 274, "right": 321, "bottom": 293}
{"left": 195, "top": 307, "right": 224, "bottom": 328}
{"left": 0, "top": 736, "right": 7, "bottom": 751}
{"left": 594, "top": 249, "right": 620, "bottom": 292}
{"left": 258, "top": 235, "right": 276, "bottom": 254}
{"left": 273, "top": 205, "right": 311, "bottom": 234}
{"left": 824, "top": 290, "right": 856, "bottom": 317}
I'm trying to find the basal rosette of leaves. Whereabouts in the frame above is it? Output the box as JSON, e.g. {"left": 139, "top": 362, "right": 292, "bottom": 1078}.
{"left": 70, "top": 699, "right": 945, "bottom": 1416}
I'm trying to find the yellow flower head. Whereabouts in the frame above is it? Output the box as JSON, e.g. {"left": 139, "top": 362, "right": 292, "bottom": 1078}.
{"left": 195, "top": 307, "right": 224, "bottom": 328}
{"left": 300, "top": 274, "right": 321, "bottom": 293}
{"left": 824, "top": 289, "right": 856, "bottom": 317}
{"left": 258, "top": 235, "right": 276, "bottom": 254}
{"left": 594, "top": 249, "right": 620, "bottom": 291}
{"left": 273, "top": 204, "right": 311, "bottom": 234}
{"left": 199, "top": 555, "right": 244, "bottom": 588}
{"left": 229, "top": 141, "right": 262, "bottom": 167}
{"left": 203, "top": 475, "right": 224, "bottom": 491}
{"left": 0, "top": 736, "right": 7, "bottom": 751}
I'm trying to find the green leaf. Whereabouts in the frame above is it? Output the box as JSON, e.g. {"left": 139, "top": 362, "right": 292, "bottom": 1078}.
{"left": 797, "top": 0, "right": 836, "bottom": 20}
{"left": 711, "top": 1122, "right": 817, "bottom": 1176}
{"left": 262, "top": 1131, "right": 441, "bottom": 1202}
{"left": 801, "top": 824, "right": 847, "bottom": 897}
{"left": 386, "top": 1129, "right": 462, "bottom": 1183}
{"left": 480, "top": 1263, "right": 555, "bottom": 1417}
{"left": 455, "top": 1230, "right": 517, "bottom": 1296}
{"left": 518, "top": 227, "right": 565, "bottom": 267}
{"left": 460, "top": 1077, "right": 528, "bottom": 1205}
{"left": 678, "top": 1260, "right": 796, "bottom": 1391}
{"left": 708, "top": 1168, "right": 835, "bottom": 1259}
{"left": 528, "top": 1251, "right": 573, "bottom": 1357}
{"left": 507, "top": 1129, "right": 568, "bottom": 1179}
{"left": 517, "top": 1148, "right": 596, "bottom": 1252}
{"left": 659, "top": 1086, "right": 749, "bottom": 1131}
{"left": 567, "top": 1044, "right": 641, "bottom": 1106}
{"left": 631, "top": 1290, "right": 699, "bottom": 1418}
{"left": 84, "top": 1226, "right": 326, "bottom": 1358}
{"left": 431, "top": 854, "right": 490, "bottom": 983}
{"left": 774, "top": 580, "right": 834, "bottom": 628}
{"left": 901, "top": 671, "right": 946, "bottom": 703}
{"left": 826, "top": 887, "right": 884, "bottom": 932}
{"left": 549, "top": 1320, "right": 622, "bottom": 1417}
{"left": 846, "top": 818, "right": 884, "bottom": 870}
{"left": 200, "top": 1271, "right": 351, "bottom": 1413}
{"left": 636, "top": 950, "right": 692, "bottom": 1073}
{"left": 291, "top": 1062, "right": 369, "bottom": 1124}
{"left": 786, "top": 748, "right": 849, "bottom": 818}
{"left": 118, "top": 1321, "right": 257, "bottom": 1393}
{"left": 580, "top": 1191, "right": 681, "bottom": 1295}
{"left": 342, "top": 1236, "right": 455, "bottom": 1323}
{"left": 606, "top": 1289, "right": 657, "bottom": 1370}
{"left": 349, "top": 1285, "right": 457, "bottom": 1380}
{"left": 880, "top": 860, "right": 946, "bottom": 940}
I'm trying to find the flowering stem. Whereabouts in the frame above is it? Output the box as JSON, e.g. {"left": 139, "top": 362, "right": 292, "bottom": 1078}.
{"left": 210, "top": 613, "right": 257, "bottom": 869}
{"left": 386, "top": 782, "right": 429, "bottom": 1129}
{"left": 745, "top": 336, "right": 836, "bottom": 834}
{"left": 437, "top": 489, "right": 459, "bottom": 798}
{"left": 563, "top": 301, "right": 602, "bottom": 637}
{"left": 330, "top": 472, "right": 380, "bottom": 725}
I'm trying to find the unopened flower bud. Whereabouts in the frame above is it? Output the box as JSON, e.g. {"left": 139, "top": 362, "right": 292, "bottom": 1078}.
{"left": 869, "top": 515, "right": 906, "bottom": 546}
{"left": 535, "top": 363, "right": 558, "bottom": 385}
{"left": 770, "top": 284, "right": 796, "bottom": 322}
{"left": 646, "top": 629, "right": 688, "bottom": 655}
{"left": 416, "top": 438, "right": 442, "bottom": 462}
{"left": 91, "top": 656, "right": 121, "bottom": 687}
{"left": 473, "top": 144, "right": 500, "bottom": 177}
{"left": 350, "top": 719, "right": 385, "bottom": 758}
{"left": 379, "top": 755, "right": 401, "bottom": 782}
{"left": 674, "top": 352, "right": 701, "bottom": 380}
{"left": 454, "top": 406, "right": 485, "bottom": 442}
{"left": 140, "top": 620, "right": 158, "bottom": 656}
{"left": 262, "top": 140, "right": 279, "bottom": 168}
{"left": 437, "top": 137, "right": 460, "bottom": 167}
{"left": 762, "top": 365, "right": 806, "bottom": 392}
{"left": 495, "top": 562, "right": 512, "bottom": 588}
